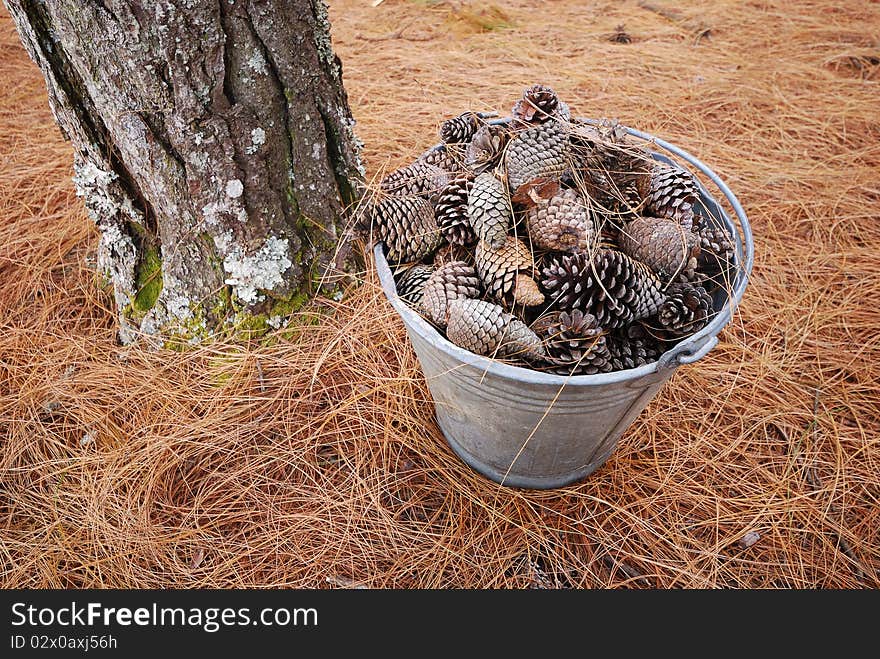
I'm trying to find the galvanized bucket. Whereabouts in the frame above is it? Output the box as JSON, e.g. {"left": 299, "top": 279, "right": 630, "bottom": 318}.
{"left": 375, "top": 124, "right": 754, "bottom": 489}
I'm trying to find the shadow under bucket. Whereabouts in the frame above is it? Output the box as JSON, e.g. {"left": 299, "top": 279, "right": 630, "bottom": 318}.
{"left": 375, "top": 124, "right": 754, "bottom": 489}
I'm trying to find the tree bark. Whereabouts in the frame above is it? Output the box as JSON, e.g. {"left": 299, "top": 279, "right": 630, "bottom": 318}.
{"left": 4, "top": 0, "right": 364, "bottom": 344}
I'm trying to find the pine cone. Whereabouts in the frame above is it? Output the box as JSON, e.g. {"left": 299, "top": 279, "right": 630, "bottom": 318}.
{"left": 505, "top": 121, "right": 570, "bottom": 193}
{"left": 524, "top": 187, "right": 594, "bottom": 252}
{"left": 512, "top": 84, "right": 560, "bottom": 124}
{"left": 475, "top": 236, "right": 544, "bottom": 307}
{"left": 606, "top": 324, "right": 662, "bottom": 371}
{"left": 468, "top": 172, "right": 511, "bottom": 249}
{"left": 694, "top": 218, "right": 736, "bottom": 284}
{"left": 434, "top": 174, "right": 476, "bottom": 246}
{"left": 372, "top": 196, "right": 442, "bottom": 264}
{"left": 381, "top": 160, "right": 450, "bottom": 204}
{"left": 618, "top": 215, "right": 700, "bottom": 282}
{"left": 531, "top": 310, "right": 613, "bottom": 375}
{"left": 567, "top": 120, "right": 652, "bottom": 219}
{"left": 541, "top": 248, "right": 667, "bottom": 328}
{"left": 464, "top": 124, "right": 510, "bottom": 175}
{"left": 417, "top": 144, "right": 463, "bottom": 174}
{"left": 394, "top": 264, "right": 435, "bottom": 306}
{"left": 440, "top": 112, "right": 481, "bottom": 145}
{"left": 433, "top": 242, "right": 474, "bottom": 268}
{"left": 446, "top": 298, "right": 546, "bottom": 361}
{"left": 656, "top": 282, "right": 714, "bottom": 337}
{"left": 643, "top": 163, "right": 699, "bottom": 231}
{"left": 419, "top": 261, "right": 482, "bottom": 327}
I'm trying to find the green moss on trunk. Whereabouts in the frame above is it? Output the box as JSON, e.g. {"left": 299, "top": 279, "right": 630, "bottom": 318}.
{"left": 159, "top": 285, "right": 313, "bottom": 349}
{"left": 133, "top": 247, "right": 163, "bottom": 313}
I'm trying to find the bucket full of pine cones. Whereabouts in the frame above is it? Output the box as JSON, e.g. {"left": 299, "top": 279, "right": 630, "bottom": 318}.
{"left": 364, "top": 84, "right": 753, "bottom": 489}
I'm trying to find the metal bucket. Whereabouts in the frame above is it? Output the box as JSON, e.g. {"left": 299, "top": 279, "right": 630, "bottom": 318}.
{"left": 374, "top": 124, "right": 754, "bottom": 489}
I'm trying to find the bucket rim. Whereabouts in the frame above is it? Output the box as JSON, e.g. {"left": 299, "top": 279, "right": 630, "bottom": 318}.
{"left": 374, "top": 121, "right": 753, "bottom": 386}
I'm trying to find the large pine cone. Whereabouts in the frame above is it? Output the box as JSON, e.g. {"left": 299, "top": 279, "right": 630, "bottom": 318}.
{"left": 606, "top": 324, "right": 663, "bottom": 371}
{"left": 656, "top": 282, "right": 714, "bottom": 337}
{"left": 446, "top": 298, "right": 546, "bottom": 361}
{"left": 512, "top": 84, "right": 560, "bottom": 124}
{"left": 524, "top": 187, "right": 594, "bottom": 253}
{"left": 531, "top": 310, "right": 613, "bottom": 375}
{"left": 417, "top": 144, "right": 463, "bottom": 174}
{"left": 475, "top": 236, "right": 544, "bottom": 307}
{"left": 642, "top": 163, "right": 699, "bottom": 230}
{"left": 439, "top": 112, "right": 481, "bottom": 145}
{"left": 372, "top": 196, "right": 442, "bottom": 264}
{"left": 541, "top": 248, "right": 667, "bottom": 328}
{"left": 464, "top": 124, "right": 510, "bottom": 175}
{"left": 435, "top": 174, "right": 476, "bottom": 246}
{"left": 419, "top": 261, "right": 482, "bottom": 327}
{"left": 468, "top": 172, "right": 511, "bottom": 248}
{"left": 505, "top": 121, "right": 570, "bottom": 193}
{"left": 381, "top": 159, "right": 451, "bottom": 204}
{"left": 618, "top": 215, "right": 700, "bottom": 282}
{"left": 394, "top": 264, "right": 435, "bottom": 305}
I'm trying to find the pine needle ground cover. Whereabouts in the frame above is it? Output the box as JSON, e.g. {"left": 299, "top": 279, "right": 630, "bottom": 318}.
{"left": 2, "top": 1, "right": 878, "bottom": 588}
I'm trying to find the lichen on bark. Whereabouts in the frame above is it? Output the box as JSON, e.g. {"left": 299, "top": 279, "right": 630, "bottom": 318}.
{"left": 6, "top": 0, "right": 364, "bottom": 346}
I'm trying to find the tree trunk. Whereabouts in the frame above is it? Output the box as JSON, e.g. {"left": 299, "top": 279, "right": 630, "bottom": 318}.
{"left": 4, "top": 0, "right": 364, "bottom": 345}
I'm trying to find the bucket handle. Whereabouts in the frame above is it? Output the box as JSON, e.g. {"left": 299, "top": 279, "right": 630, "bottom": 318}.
{"left": 657, "top": 335, "right": 718, "bottom": 370}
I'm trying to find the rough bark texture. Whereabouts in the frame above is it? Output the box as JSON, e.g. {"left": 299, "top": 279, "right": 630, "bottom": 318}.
{"left": 4, "top": 0, "right": 364, "bottom": 344}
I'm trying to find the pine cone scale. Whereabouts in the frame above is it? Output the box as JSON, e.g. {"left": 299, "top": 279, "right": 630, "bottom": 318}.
{"left": 541, "top": 249, "right": 667, "bottom": 328}
{"left": 419, "top": 261, "right": 482, "bottom": 327}
{"left": 505, "top": 121, "right": 570, "bottom": 193}
{"left": 447, "top": 298, "right": 546, "bottom": 360}
{"left": 468, "top": 172, "right": 511, "bottom": 248}
{"left": 373, "top": 196, "right": 442, "bottom": 264}
{"left": 394, "top": 264, "right": 435, "bottom": 305}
